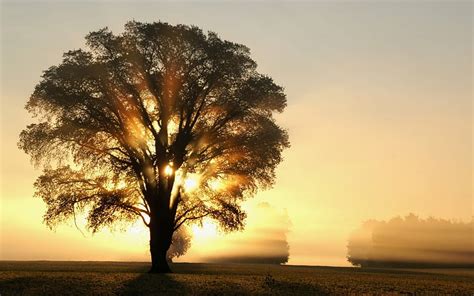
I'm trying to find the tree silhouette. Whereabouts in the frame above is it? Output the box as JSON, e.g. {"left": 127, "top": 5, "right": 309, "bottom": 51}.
{"left": 19, "top": 21, "right": 289, "bottom": 273}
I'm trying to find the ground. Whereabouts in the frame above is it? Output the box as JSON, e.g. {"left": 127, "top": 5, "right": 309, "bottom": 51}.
{"left": 0, "top": 261, "right": 472, "bottom": 295}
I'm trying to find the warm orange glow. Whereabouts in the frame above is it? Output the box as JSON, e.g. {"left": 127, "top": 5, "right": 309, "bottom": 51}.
{"left": 183, "top": 175, "right": 199, "bottom": 192}
{"left": 104, "top": 180, "right": 127, "bottom": 191}
{"left": 128, "top": 223, "right": 148, "bottom": 235}
{"left": 164, "top": 164, "right": 174, "bottom": 176}
{"left": 208, "top": 179, "right": 224, "bottom": 191}
{"left": 191, "top": 220, "right": 218, "bottom": 241}
{"left": 117, "top": 180, "right": 126, "bottom": 190}
{"left": 1, "top": 4, "right": 471, "bottom": 268}
{"left": 167, "top": 119, "right": 179, "bottom": 136}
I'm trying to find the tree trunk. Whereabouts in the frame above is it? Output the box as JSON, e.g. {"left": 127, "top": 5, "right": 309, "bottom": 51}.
{"left": 149, "top": 214, "right": 173, "bottom": 273}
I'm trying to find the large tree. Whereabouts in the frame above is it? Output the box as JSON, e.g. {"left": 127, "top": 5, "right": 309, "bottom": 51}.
{"left": 19, "top": 21, "right": 289, "bottom": 273}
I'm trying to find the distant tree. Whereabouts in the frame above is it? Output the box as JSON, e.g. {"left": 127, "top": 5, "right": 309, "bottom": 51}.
{"left": 347, "top": 214, "right": 474, "bottom": 268}
{"left": 19, "top": 21, "right": 289, "bottom": 273}
{"left": 166, "top": 226, "right": 192, "bottom": 263}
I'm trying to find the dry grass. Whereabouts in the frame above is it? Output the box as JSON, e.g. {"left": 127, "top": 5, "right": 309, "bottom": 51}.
{"left": 0, "top": 261, "right": 472, "bottom": 295}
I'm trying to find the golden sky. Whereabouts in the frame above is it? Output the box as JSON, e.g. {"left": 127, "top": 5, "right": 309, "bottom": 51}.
{"left": 1, "top": 1, "right": 472, "bottom": 266}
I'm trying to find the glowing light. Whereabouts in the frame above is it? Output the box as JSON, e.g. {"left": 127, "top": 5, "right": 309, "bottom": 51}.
{"left": 164, "top": 164, "right": 174, "bottom": 176}
{"left": 128, "top": 223, "right": 147, "bottom": 235}
{"left": 208, "top": 179, "right": 224, "bottom": 191}
{"left": 167, "top": 119, "right": 179, "bottom": 135}
{"left": 104, "top": 180, "right": 127, "bottom": 191}
{"left": 184, "top": 177, "right": 199, "bottom": 192}
{"left": 117, "top": 180, "right": 126, "bottom": 190}
{"left": 192, "top": 220, "right": 218, "bottom": 240}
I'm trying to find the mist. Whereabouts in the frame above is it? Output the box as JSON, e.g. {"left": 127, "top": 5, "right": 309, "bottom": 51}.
{"left": 347, "top": 214, "right": 474, "bottom": 268}
{"left": 181, "top": 202, "right": 291, "bottom": 264}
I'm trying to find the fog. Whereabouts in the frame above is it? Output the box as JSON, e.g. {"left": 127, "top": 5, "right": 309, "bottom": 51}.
{"left": 180, "top": 202, "right": 291, "bottom": 264}
{"left": 1, "top": 2, "right": 471, "bottom": 267}
{"left": 347, "top": 214, "right": 474, "bottom": 268}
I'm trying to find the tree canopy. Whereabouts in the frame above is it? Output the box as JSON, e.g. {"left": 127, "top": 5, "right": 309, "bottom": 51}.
{"left": 19, "top": 21, "right": 289, "bottom": 271}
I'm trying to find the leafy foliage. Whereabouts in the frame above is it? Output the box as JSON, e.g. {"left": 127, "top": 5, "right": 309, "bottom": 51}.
{"left": 19, "top": 21, "right": 289, "bottom": 236}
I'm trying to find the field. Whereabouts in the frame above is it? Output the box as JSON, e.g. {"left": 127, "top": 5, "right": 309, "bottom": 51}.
{"left": 0, "top": 261, "right": 472, "bottom": 295}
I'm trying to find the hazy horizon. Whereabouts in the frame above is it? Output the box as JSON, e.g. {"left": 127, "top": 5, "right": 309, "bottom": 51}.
{"left": 1, "top": 1, "right": 472, "bottom": 267}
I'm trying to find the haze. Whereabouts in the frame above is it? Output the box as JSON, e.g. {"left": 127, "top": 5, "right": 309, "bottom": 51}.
{"left": 1, "top": 1, "right": 472, "bottom": 266}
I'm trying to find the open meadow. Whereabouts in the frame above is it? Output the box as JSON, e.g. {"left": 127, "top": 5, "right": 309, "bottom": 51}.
{"left": 0, "top": 261, "right": 472, "bottom": 295}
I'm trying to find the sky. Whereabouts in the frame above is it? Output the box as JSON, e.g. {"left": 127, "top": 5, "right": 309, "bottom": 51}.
{"left": 0, "top": 1, "right": 472, "bottom": 266}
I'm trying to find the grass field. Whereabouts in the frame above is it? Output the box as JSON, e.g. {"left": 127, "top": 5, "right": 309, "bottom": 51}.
{"left": 0, "top": 261, "right": 472, "bottom": 295}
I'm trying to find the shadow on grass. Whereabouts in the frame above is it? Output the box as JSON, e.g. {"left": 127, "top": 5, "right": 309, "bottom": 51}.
{"left": 119, "top": 273, "right": 256, "bottom": 296}
{"left": 0, "top": 268, "right": 330, "bottom": 295}
{"left": 0, "top": 275, "right": 105, "bottom": 295}
{"left": 119, "top": 273, "right": 186, "bottom": 296}
{"left": 120, "top": 273, "right": 330, "bottom": 295}
{"left": 0, "top": 273, "right": 186, "bottom": 296}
